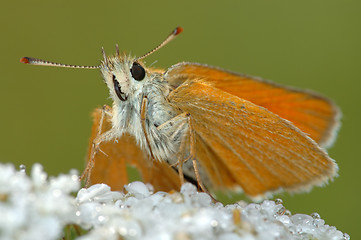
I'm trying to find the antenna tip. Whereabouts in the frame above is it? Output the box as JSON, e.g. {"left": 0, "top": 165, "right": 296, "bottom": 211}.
{"left": 174, "top": 27, "right": 183, "bottom": 36}
{"left": 20, "top": 57, "right": 30, "bottom": 64}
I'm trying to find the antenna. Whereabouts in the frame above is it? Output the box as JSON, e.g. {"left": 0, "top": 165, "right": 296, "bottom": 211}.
{"left": 20, "top": 57, "right": 99, "bottom": 69}
{"left": 20, "top": 27, "right": 183, "bottom": 68}
{"left": 135, "top": 27, "right": 183, "bottom": 61}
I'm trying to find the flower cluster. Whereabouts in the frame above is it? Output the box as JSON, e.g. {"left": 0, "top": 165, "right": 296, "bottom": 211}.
{"left": 0, "top": 163, "right": 79, "bottom": 240}
{"left": 0, "top": 163, "right": 349, "bottom": 240}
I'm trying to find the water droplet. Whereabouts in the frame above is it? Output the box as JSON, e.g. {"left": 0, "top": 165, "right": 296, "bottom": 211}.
{"left": 275, "top": 206, "right": 286, "bottom": 216}
{"left": 291, "top": 214, "right": 313, "bottom": 225}
{"left": 98, "top": 215, "right": 105, "bottom": 223}
{"left": 71, "top": 174, "right": 79, "bottom": 182}
{"left": 275, "top": 198, "right": 283, "bottom": 205}
{"left": 211, "top": 220, "right": 218, "bottom": 227}
{"left": 284, "top": 210, "right": 292, "bottom": 216}
{"left": 19, "top": 164, "right": 26, "bottom": 173}
{"left": 313, "top": 218, "right": 325, "bottom": 227}
{"left": 311, "top": 212, "right": 320, "bottom": 219}
{"left": 343, "top": 233, "right": 350, "bottom": 240}
{"left": 289, "top": 225, "right": 302, "bottom": 235}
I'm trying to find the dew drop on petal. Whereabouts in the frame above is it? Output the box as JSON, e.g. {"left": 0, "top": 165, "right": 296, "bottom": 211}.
{"left": 98, "top": 215, "right": 105, "bottom": 223}
{"left": 313, "top": 218, "right": 325, "bottom": 227}
{"left": 284, "top": 210, "right": 292, "bottom": 216}
{"left": 275, "top": 206, "right": 286, "bottom": 216}
{"left": 291, "top": 214, "right": 313, "bottom": 225}
{"left": 210, "top": 220, "right": 218, "bottom": 227}
{"left": 343, "top": 233, "right": 351, "bottom": 240}
{"left": 19, "top": 164, "right": 26, "bottom": 173}
{"left": 311, "top": 212, "right": 320, "bottom": 219}
{"left": 71, "top": 174, "right": 79, "bottom": 182}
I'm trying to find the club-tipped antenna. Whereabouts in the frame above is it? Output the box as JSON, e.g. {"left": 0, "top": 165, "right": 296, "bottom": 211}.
{"left": 20, "top": 27, "right": 183, "bottom": 68}
{"left": 135, "top": 27, "right": 183, "bottom": 61}
{"left": 20, "top": 57, "right": 99, "bottom": 69}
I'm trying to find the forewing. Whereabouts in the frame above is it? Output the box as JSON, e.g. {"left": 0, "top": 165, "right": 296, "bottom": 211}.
{"left": 165, "top": 63, "right": 340, "bottom": 148}
{"left": 168, "top": 81, "right": 337, "bottom": 197}
{"left": 87, "top": 107, "right": 181, "bottom": 192}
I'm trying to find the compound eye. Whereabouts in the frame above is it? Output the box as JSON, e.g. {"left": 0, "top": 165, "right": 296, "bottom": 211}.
{"left": 130, "top": 62, "right": 146, "bottom": 81}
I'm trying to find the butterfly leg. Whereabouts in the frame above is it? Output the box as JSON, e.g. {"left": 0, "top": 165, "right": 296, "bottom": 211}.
{"left": 175, "top": 131, "right": 187, "bottom": 185}
{"left": 140, "top": 96, "right": 156, "bottom": 160}
{"left": 186, "top": 114, "right": 209, "bottom": 194}
{"left": 140, "top": 95, "right": 190, "bottom": 182}
{"left": 155, "top": 112, "right": 189, "bottom": 184}
{"left": 80, "top": 105, "right": 115, "bottom": 187}
{"left": 156, "top": 112, "right": 211, "bottom": 196}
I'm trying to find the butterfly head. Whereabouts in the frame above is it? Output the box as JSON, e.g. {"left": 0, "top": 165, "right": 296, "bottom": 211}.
{"left": 20, "top": 27, "right": 182, "bottom": 104}
{"left": 100, "top": 53, "right": 148, "bottom": 103}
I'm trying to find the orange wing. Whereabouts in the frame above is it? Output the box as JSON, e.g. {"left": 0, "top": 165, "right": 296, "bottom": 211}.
{"left": 168, "top": 80, "right": 337, "bottom": 197}
{"left": 165, "top": 63, "right": 340, "bottom": 148}
{"left": 86, "top": 107, "right": 181, "bottom": 192}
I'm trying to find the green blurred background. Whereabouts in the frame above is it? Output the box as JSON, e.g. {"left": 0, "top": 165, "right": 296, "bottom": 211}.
{"left": 1, "top": 0, "right": 360, "bottom": 237}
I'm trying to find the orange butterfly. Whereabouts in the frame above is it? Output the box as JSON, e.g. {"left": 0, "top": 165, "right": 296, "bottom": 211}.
{"left": 21, "top": 27, "right": 340, "bottom": 199}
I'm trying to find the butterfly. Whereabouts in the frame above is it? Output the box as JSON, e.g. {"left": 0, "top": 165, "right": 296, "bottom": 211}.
{"left": 21, "top": 27, "right": 340, "bottom": 199}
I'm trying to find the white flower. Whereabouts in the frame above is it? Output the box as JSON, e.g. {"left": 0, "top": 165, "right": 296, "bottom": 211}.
{"left": 0, "top": 163, "right": 350, "bottom": 240}
{"left": 0, "top": 163, "right": 79, "bottom": 240}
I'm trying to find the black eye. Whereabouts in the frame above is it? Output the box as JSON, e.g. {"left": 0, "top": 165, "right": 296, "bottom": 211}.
{"left": 130, "top": 62, "right": 145, "bottom": 81}
{"left": 112, "top": 75, "right": 127, "bottom": 101}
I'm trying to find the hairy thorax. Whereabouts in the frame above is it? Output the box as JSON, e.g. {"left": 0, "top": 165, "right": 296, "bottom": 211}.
{"left": 111, "top": 74, "right": 184, "bottom": 163}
